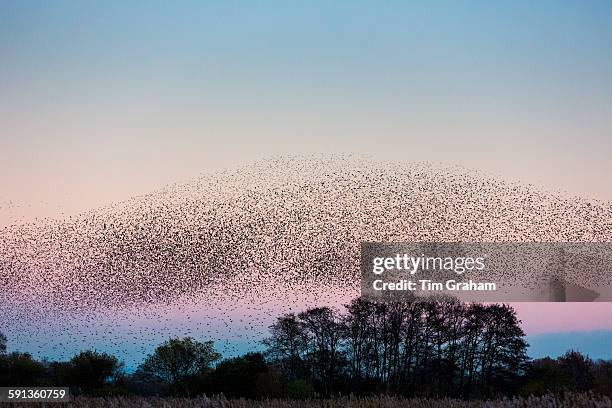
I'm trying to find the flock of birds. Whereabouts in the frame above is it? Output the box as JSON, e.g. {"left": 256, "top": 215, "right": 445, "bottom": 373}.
{"left": 0, "top": 156, "right": 611, "bottom": 366}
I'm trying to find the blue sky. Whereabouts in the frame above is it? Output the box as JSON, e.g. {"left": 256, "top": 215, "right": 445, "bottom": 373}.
{"left": 528, "top": 330, "right": 612, "bottom": 360}
{"left": 1, "top": 1, "right": 611, "bottom": 224}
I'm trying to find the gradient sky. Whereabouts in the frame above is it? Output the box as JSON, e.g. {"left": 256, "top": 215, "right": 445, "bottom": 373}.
{"left": 1, "top": 0, "right": 611, "bottom": 225}
{"left": 1, "top": 1, "right": 612, "bottom": 358}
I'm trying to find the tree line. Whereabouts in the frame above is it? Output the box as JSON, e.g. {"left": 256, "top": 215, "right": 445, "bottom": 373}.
{"left": 1, "top": 297, "right": 611, "bottom": 399}
{"left": 265, "top": 298, "right": 529, "bottom": 398}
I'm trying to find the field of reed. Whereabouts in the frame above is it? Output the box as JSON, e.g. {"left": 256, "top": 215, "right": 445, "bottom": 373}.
{"left": 2, "top": 393, "right": 611, "bottom": 408}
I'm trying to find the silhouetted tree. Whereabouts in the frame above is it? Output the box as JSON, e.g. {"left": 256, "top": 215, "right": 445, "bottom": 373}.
{"left": 209, "top": 352, "right": 270, "bottom": 398}
{"left": 0, "top": 352, "right": 46, "bottom": 386}
{"left": 522, "top": 357, "right": 568, "bottom": 395}
{"left": 264, "top": 313, "right": 308, "bottom": 380}
{"left": 298, "top": 307, "right": 345, "bottom": 395}
{"left": 266, "top": 297, "right": 528, "bottom": 398}
{"left": 66, "top": 351, "right": 123, "bottom": 394}
{"left": 127, "top": 366, "right": 170, "bottom": 396}
{"left": 558, "top": 350, "right": 595, "bottom": 392}
{"left": 138, "top": 337, "right": 220, "bottom": 396}
{"left": 593, "top": 359, "right": 612, "bottom": 396}
{"left": 470, "top": 303, "right": 528, "bottom": 397}
{"left": 522, "top": 351, "right": 608, "bottom": 397}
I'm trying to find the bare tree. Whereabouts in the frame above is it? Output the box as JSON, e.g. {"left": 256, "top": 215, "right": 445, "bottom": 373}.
{"left": 263, "top": 313, "right": 308, "bottom": 380}
{"left": 265, "top": 297, "right": 529, "bottom": 398}
{"left": 298, "top": 307, "right": 345, "bottom": 394}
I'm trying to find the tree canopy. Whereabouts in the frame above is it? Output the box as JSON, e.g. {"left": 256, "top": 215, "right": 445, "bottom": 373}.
{"left": 138, "top": 337, "right": 220, "bottom": 395}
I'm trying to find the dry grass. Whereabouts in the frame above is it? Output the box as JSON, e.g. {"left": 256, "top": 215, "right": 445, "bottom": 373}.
{"left": 1, "top": 393, "right": 611, "bottom": 408}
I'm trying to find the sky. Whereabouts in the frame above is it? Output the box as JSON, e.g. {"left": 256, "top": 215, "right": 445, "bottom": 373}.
{"left": 528, "top": 330, "right": 612, "bottom": 361}
{"left": 1, "top": 1, "right": 611, "bottom": 224}
{"left": 1, "top": 1, "right": 612, "bottom": 359}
